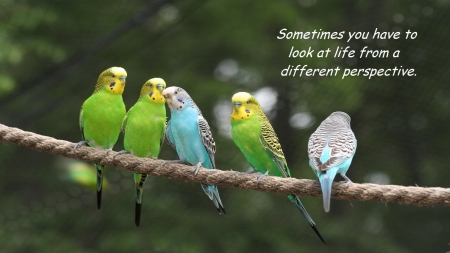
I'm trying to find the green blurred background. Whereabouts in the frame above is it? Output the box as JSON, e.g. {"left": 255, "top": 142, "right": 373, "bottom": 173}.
{"left": 0, "top": 0, "right": 449, "bottom": 252}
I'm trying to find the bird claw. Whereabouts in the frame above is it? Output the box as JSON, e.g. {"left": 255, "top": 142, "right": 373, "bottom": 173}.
{"left": 114, "top": 150, "right": 130, "bottom": 158}
{"left": 193, "top": 162, "right": 202, "bottom": 175}
{"left": 341, "top": 180, "right": 353, "bottom": 187}
{"left": 105, "top": 147, "right": 114, "bottom": 155}
{"left": 341, "top": 174, "right": 353, "bottom": 185}
{"left": 236, "top": 169, "right": 259, "bottom": 176}
{"left": 159, "top": 160, "right": 186, "bottom": 169}
{"left": 257, "top": 171, "right": 269, "bottom": 181}
{"left": 164, "top": 159, "right": 186, "bottom": 164}
{"left": 234, "top": 171, "right": 243, "bottom": 176}
{"left": 73, "top": 140, "right": 88, "bottom": 151}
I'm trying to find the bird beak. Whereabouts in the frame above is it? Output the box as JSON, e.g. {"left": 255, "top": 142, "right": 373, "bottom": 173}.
{"left": 156, "top": 84, "right": 164, "bottom": 90}
{"left": 119, "top": 76, "right": 126, "bottom": 82}
{"left": 163, "top": 93, "right": 172, "bottom": 103}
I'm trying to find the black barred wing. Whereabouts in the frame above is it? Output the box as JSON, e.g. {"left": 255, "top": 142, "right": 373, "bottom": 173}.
{"left": 308, "top": 128, "right": 356, "bottom": 172}
{"left": 197, "top": 116, "right": 217, "bottom": 169}
{"left": 259, "top": 116, "right": 290, "bottom": 178}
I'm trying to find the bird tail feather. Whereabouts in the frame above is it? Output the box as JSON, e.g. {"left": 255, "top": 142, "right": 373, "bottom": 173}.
{"left": 321, "top": 177, "right": 331, "bottom": 213}
{"left": 319, "top": 171, "right": 337, "bottom": 213}
{"left": 201, "top": 184, "right": 226, "bottom": 215}
{"left": 288, "top": 194, "right": 326, "bottom": 244}
{"left": 134, "top": 173, "right": 148, "bottom": 227}
{"left": 95, "top": 164, "right": 104, "bottom": 210}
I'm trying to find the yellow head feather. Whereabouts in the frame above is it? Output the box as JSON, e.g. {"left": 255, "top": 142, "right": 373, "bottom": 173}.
{"left": 93, "top": 67, "right": 127, "bottom": 95}
{"left": 139, "top": 78, "right": 166, "bottom": 104}
{"left": 230, "top": 92, "right": 264, "bottom": 121}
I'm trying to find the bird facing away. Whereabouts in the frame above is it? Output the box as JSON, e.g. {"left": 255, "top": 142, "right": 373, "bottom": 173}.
{"left": 162, "top": 86, "right": 226, "bottom": 215}
{"left": 308, "top": 111, "right": 357, "bottom": 213}
{"left": 75, "top": 67, "right": 127, "bottom": 209}
{"left": 121, "top": 78, "right": 166, "bottom": 226}
{"left": 230, "top": 92, "right": 326, "bottom": 244}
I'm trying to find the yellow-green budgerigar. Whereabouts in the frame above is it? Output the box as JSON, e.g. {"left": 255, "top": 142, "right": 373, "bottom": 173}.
{"left": 230, "top": 92, "right": 326, "bottom": 244}
{"left": 120, "top": 78, "right": 166, "bottom": 227}
{"left": 75, "top": 67, "right": 127, "bottom": 209}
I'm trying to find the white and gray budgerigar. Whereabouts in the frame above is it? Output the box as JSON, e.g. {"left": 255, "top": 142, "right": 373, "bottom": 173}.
{"left": 308, "top": 111, "right": 357, "bottom": 212}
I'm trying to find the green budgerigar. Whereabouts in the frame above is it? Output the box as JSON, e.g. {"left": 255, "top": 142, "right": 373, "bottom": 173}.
{"left": 75, "top": 67, "right": 127, "bottom": 209}
{"left": 121, "top": 78, "right": 166, "bottom": 227}
{"left": 230, "top": 92, "right": 326, "bottom": 244}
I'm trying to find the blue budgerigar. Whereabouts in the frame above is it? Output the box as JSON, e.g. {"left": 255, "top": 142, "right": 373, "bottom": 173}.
{"left": 162, "top": 86, "right": 226, "bottom": 215}
{"left": 308, "top": 111, "right": 357, "bottom": 212}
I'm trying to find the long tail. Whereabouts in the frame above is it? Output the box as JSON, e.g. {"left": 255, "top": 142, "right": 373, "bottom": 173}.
{"left": 320, "top": 176, "right": 332, "bottom": 213}
{"left": 319, "top": 169, "right": 338, "bottom": 213}
{"left": 134, "top": 173, "right": 148, "bottom": 227}
{"left": 288, "top": 194, "right": 326, "bottom": 245}
{"left": 201, "top": 184, "right": 226, "bottom": 215}
{"left": 95, "top": 164, "right": 104, "bottom": 209}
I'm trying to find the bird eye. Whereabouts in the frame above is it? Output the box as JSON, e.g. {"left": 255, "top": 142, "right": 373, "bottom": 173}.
{"left": 175, "top": 91, "right": 178, "bottom": 94}
{"left": 112, "top": 75, "right": 115, "bottom": 78}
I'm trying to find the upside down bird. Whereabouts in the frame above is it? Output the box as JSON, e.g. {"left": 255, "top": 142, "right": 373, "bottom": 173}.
{"left": 308, "top": 111, "right": 357, "bottom": 213}
{"left": 162, "top": 86, "right": 226, "bottom": 215}
{"left": 75, "top": 67, "right": 127, "bottom": 209}
{"left": 120, "top": 78, "right": 166, "bottom": 226}
{"left": 230, "top": 92, "right": 326, "bottom": 244}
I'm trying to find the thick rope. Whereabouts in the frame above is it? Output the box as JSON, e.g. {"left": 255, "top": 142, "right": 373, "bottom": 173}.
{"left": 0, "top": 123, "right": 449, "bottom": 207}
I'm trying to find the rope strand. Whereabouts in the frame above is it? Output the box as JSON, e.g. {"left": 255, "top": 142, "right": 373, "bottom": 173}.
{"left": 1, "top": 123, "right": 449, "bottom": 207}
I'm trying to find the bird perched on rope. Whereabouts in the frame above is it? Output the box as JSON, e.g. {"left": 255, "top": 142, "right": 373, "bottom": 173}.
{"left": 119, "top": 78, "right": 166, "bottom": 226}
{"left": 74, "top": 67, "right": 127, "bottom": 209}
{"left": 162, "top": 86, "right": 226, "bottom": 215}
{"left": 230, "top": 91, "right": 326, "bottom": 244}
{"left": 308, "top": 111, "right": 357, "bottom": 212}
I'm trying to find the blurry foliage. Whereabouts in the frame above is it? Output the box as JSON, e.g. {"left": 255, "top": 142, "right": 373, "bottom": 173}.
{"left": 0, "top": 0, "right": 449, "bottom": 252}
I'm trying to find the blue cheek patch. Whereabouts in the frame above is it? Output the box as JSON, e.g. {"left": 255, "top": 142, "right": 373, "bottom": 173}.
{"left": 177, "top": 98, "right": 183, "bottom": 103}
{"left": 245, "top": 109, "right": 250, "bottom": 113}
{"left": 149, "top": 92, "right": 154, "bottom": 97}
{"left": 109, "top": 82, "right": 116, "bottom": 87}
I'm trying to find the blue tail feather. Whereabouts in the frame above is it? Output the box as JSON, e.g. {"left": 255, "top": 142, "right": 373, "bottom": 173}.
{"left": 201, "top": 184, "right": 226, "bottom": 215}
{"left": 319, "top": 168, "right": 338, "bottom": 212}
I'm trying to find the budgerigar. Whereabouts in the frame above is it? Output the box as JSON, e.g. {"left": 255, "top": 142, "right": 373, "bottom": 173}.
{"left": 120, "top": 78, "right": 166, "bottom": 227}
{"left": 75, "top": 67, "right": 127, "bottom": 209}
{"left": 308, "top": 111, "right": 357, "bottom": 213}
{"left": 162, "top": 86, "right": 226, "bottom": 215}
{"left": 230, "top": 92, "right": 325, "bottom": 244}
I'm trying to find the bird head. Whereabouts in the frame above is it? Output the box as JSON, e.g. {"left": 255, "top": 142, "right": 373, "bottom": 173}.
{"left": 140, "top": 78, "right": 166, "bottom": 104}
{"left": 329, "top": 111, "right": 351, "bottom": 126}
{"left": 162, "top": 86, "right": 192, "bottom": 111}
{"left": 230, "top": 92, "right": 260, "bottom": 121}
{"left": 96, "top": 67, "right": 127, "bottom": 95}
